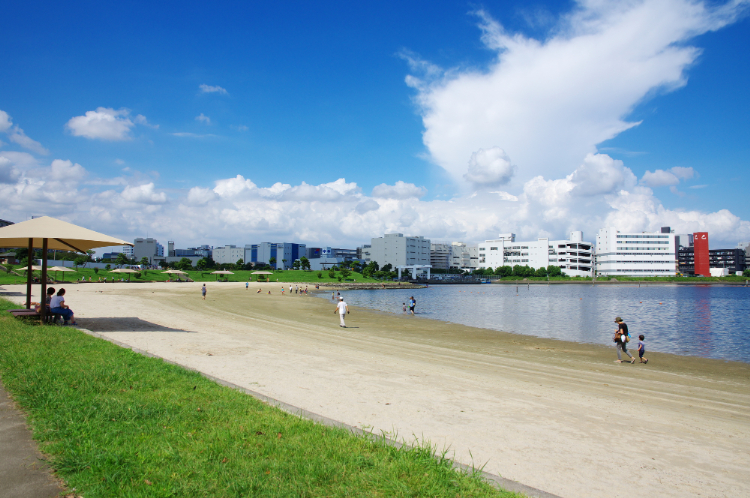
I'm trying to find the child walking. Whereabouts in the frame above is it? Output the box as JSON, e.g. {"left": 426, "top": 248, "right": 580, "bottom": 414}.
{"left": 637, "top": 334, "right": 648, "bottom": 364}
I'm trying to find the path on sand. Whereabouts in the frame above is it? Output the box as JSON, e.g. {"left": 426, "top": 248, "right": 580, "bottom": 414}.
{"left": 6, "top": 282, "right": 749, "bottom": 498}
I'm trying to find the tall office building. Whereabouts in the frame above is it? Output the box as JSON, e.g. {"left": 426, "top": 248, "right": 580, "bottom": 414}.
{"left": 133, "top": 238, "right": 159, "bottom": 264}
{"left": 213, "top": 245, "right": 247, "bottom": 265}
{"left": 247, "top": 242, "right": 306, "bottom": 269}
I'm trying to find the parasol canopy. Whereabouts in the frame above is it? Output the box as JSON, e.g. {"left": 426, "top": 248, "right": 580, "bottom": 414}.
{"left": 0, "top": 216, "right": 132, "bottom": 319}
{"left": 210, "top": 271, "right": 234, "bottom": 275}
{"left": 250, "top": 271, "right": 273, "bottom": 275}
{"left": 110, "top": 268, "right": 139, "bottom": 273}
{"left": 161, "top": 269, "right": 186, "bottom": 274}
{"left": 0, "top": 216, "right": 131, "bottom": 253}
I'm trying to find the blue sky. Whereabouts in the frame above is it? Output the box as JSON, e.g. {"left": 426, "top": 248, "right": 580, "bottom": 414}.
{"left": 1, "top": 0, "right": 749, "bottom": 250}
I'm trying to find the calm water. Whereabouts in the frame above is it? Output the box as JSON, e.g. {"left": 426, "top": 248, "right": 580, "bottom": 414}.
{"left": 324, "top": 284, "right": 750, "bottom": 363}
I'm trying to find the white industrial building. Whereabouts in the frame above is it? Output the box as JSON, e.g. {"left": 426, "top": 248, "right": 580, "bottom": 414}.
{"left": 363, "top": 233, "right": 431, "bottom": 270}
{"left": 133, "top": 238, "right": 159, "bottom": 264}
{"left": 478, "top": 232, "right": 594, "bottom": 277}
{"left": 213, "top": 245, "right": 246, "bottom": 265}
{"left": 430, "top": 242, "right": 478, "bottom": 271}
{"left": 595, "top": 227, "right": 677, "bottom": 277}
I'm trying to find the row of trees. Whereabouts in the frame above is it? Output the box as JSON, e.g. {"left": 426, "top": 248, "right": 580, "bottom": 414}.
{"left": 471, "top": 265, "right": 566, "bottom": 278}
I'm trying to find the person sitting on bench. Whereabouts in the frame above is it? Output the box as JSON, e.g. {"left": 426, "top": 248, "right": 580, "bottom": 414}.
{"left": 50, "top": 288, "right": 76, "bottom": 325}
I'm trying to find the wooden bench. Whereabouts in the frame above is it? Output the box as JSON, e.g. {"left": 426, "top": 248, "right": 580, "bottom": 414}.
{"left": 8, "top": 309, "right": 63, "bottom": 323}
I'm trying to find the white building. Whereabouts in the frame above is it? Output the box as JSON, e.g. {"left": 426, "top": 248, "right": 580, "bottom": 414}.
{"left": 595, "top": 227, "right": 677, "bottom": 277}
{"left": 365, "top": 233, "right": 431, "bottom": 269}
{"left": 450, "top": 242, "right": 478, "bottom": 270}
{"left": 478, "top": 232, "right": 594, "bottom": 277}
{"left": 213, "top": 245, "right": 246, "bottom": 265}
{"left": 123, "top": 245, "right": 134, "bottom": 259}
{"left": 430, "top": 243, "right": 451, "bottom": 270}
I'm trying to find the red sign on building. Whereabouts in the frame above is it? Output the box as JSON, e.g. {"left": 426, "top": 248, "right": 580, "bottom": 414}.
{"left": 693, "top": 232, "right": 710, "bottom": 276}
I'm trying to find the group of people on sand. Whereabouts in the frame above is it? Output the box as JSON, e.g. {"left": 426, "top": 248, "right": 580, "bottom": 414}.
{"left": 36, "top": 287, "right": 76, "bottom": 325}
{"left": 613, "top": 316, "right": 648, "bottom": 364}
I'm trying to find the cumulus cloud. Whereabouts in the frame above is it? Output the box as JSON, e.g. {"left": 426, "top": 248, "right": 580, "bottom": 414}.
{"left": 199, "top": 84, "right": 228, "bottom": 95}
{"left": 463, "top": 147, "right": 514, "bottom": 187}
{"left": 405, "top": 0, "right": 748, "bottom": 185}
{"left": 570, "top": 153, "right": 637, "bottom": 196}
{"left": 66, "top": 107, "right": 151, "bottom": 141}
{"left": 640, "top": 166, "right": 696, "bottom": 187}
{"left": 371, "top": 181, "right": 427, "bottom": 199}
{"left": 0, "top": 156, "right": 20, "bottom": 184}
{"left": 195, "top": 113, "right": 211, "bottom": 124}
{"left": 120, "top": 183, "right": 168, "bottom": 204}
{"left": 0, "top": 109, "right": 48, "bottom": 154}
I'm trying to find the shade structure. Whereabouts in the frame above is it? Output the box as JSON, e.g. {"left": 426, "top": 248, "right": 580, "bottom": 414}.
{"left": 210, "top": 271, "right": 234, "bottom": 275}
{"left": 161, "top": 269, "right": 186, "bottom": 274}
{"left": 250, "top": 271, "right": 273, "bottom": 275}
{"left": 110, "top": 268, "right": 139, "bottom": 273}
{"left": 0, "top": 216, "right": 132, "bottom": 320}
{"left": 49, "top": 266, "right": 76, "bottom": 283}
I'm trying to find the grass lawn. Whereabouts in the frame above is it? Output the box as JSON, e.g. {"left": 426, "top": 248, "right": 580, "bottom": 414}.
{"left": 0, "top": 268, "right": 381, "bottom": 285}
{"left": 0, "top": 298, "right": 519, "bottom": 497}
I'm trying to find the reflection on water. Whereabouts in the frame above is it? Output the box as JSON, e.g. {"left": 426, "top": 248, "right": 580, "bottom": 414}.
{"left": 328, "top": 284, "right": 750, "bottom": 362}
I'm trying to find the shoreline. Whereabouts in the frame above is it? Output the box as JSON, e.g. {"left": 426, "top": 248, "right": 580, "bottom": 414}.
{"left": 2, "top": 281, "right": 748, "bottom": 498}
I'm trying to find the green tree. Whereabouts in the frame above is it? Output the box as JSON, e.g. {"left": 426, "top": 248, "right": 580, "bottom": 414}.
{"left": 140, "top": 257, "right": 150, "bottom": 266}
{"left": 381, "top": 263, "right": 393, "bottom": 272}
{"left": 495, "top": 265, "right": 512, "bottom": 277}
{"left": 196, "top": 258, "right": 208, "bottom": 270}
{"left": 292, "top": 259, "right": 301, "bottom": 270}
{"left": 105, "top": 264, "right": 111, "bottom": 271}
{"left": 535, "top": 266, "right": 548, "bottom": 278}
{"left": 94, "top": 268, "right": 99, "bottom": 274}
{"left": 269, "top": 257, "right": 277, "bottom": 269}
{"left": 317, "top": 271, "right": 323, "bottom": 279}
{"left": 115, "top": 253, "right": 130, "bottom": 266}
{"left": 177, "top": 257, "right": 193, "bottom": 271}
{"left": 340, "top": 268, "right": 351, "bottom": 279}
{"left": 743, "top": 268, "right": 750, "bottom": 277}
{"left": 328, "top": 267, "right": 336, "bottom": 279}
{"left": 158, "top": 260, "right": 168, "bottom": 269}
{"left": 300, "top": 256, "right": 310, "bottom": 271}
{"left": 74, "top": 255, "right": 88, "bottom": 268}
{"left": 547, "top": 265, "right": 563, "bottom": 277}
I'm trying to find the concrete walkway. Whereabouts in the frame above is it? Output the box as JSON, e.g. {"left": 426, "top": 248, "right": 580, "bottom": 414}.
{"left": 0, "top": 378, "right": 65, "bottom": 498}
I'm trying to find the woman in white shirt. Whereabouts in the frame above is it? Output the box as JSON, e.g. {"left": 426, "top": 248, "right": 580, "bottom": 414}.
{"left": 49, "top": 288, "right": 76, "bottom": 325}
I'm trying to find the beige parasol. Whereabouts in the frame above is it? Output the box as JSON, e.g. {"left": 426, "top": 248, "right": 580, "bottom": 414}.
{"left": 210, "top": 270, "right": 234, "bottom": 281}
{"left": 48, "top": 266, "right": 76, "bottom": 283}
{"left": 0, "top": 216, "right": 132, "bottom": 320}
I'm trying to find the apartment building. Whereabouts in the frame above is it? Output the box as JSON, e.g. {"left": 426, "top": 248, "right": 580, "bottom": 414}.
{"left": 364, "top": 233, "right": 431, "bottom": 268}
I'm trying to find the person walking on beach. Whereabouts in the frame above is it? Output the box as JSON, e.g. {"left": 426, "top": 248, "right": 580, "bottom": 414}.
{"left": 637, "top": 335, "right": 648, "bottom": 364}
{"left": 201, "top": 284, "right": 207, "bottom": 300}
{"left": 614, "top": 317, "right": 635, "bottom": 364}
{"left": 409, "top": 296, "right": 416, "bottom": 315}
{"left": 334, "top": 296, "right": 349, "bottom": 327}
{"left": 246, "top": 282, "right": 249, "bottom": 290}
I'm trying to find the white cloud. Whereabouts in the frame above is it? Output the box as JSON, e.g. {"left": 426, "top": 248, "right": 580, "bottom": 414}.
{"left": 641, "top": 166, "right": 696, "bottom": 187}
{"left": 171, "top": 132, "right": 216, "bottom": 138}
{"left": 570, "top": 153, "right": 637, "bottom": 196}
{"left": 405, "top": 1, "right": 748, "bottom": 186}
{"left": 66, "top": 107, "right": 150, "bottom": 141}
{"left": 0, "top": 109, "right": 48, "bottom": 154}
{"left": 0, "top": 110, "right": 11, "bottom": 132}
{"left": 463, "top": 147, "right": 515, "bottom": 187}
{"left": 231, "top": 124, "right": 249, "bottom": 132}
{"left": 120, "top": 183, "right": 168, "bottom": 204}
{"left": 0, "top": 156, "right": 20, "bottom": 184}
{"left": 195, "top": 113, "right": 211, "bottom": 125}
{"left": 49, "top": 159, "right": 86, "bottom": 182}
{"left": 372, "top": 181, "right": 427, "bottom": 199}
{"left": 199, "top": 84, "right": 228, "bottom": 95}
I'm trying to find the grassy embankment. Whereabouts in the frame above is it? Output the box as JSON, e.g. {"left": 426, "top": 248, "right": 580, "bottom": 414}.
{"left": 0, "top": 268, "right": 380, "bottom": 285}
{"left": 0, "top": 298, "right": 518, "bottom": 497}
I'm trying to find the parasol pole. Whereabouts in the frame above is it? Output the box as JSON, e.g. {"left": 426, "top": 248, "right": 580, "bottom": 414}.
{"left": 40, "top": 238, "right": 48, "bottom": 323}
{"left": 26, "top": 238, "right": 33, "bottom": 309}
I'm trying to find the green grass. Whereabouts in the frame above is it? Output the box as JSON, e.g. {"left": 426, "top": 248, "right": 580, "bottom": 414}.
{"left": 0, "top": 267, "right": 381, "bottom": 285}
{"left": 0, "top": 298, "right": 518, "bottom": 498}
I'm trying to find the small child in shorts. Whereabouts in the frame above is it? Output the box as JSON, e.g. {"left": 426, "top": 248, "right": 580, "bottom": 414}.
{"left": 402, "top": 302, "right": 406, "bottom": 313}
{"left": 637, "top": 334, "right": 648, "bottom": 364}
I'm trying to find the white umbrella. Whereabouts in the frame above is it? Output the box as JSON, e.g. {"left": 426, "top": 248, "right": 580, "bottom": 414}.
{"left": 251, "top": 271, "right": 273, "bottom": 275}
{"left": 210, "top": 271, "right": 234, "bottom": 274}
{"left": 49, "top": 265, "right": 76, "bottom": 283}
{"left": 110, "top": 268, "right": 139, "bottom": 282}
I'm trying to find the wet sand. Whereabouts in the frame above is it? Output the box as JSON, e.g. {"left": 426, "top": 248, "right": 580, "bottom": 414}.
{"left": 4, "top": 282, "right": 749, "bottom": 498}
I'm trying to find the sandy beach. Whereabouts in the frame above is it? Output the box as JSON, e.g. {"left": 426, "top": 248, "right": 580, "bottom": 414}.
{"left": 3, "top": 281, "right": 749, "bottom": 498}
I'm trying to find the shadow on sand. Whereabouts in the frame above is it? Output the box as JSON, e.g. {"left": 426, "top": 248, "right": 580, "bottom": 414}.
{"left": 80, "top": 317, "right": 194, "bottom": 334}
